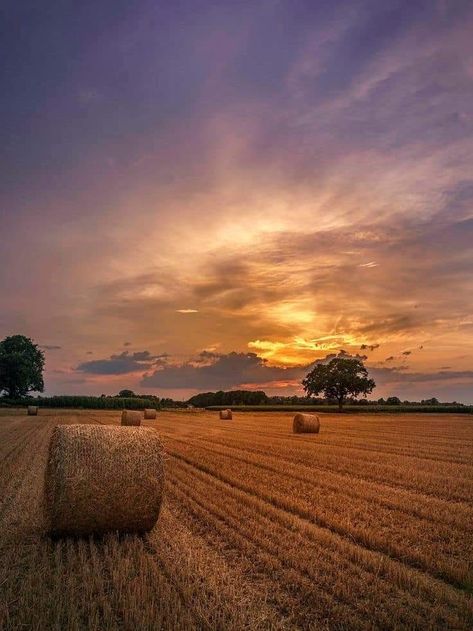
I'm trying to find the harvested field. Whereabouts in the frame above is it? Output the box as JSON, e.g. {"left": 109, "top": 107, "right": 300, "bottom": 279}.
{"left": 0, "top": 408, "right": 472, "bottom": 630}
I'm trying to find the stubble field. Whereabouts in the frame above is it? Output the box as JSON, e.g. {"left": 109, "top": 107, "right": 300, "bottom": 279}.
{"left": 0, "top": 408, "right": 472, "bottom": 630}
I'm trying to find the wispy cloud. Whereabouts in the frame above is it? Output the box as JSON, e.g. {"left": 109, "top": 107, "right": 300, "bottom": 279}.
{"left": 358, "top": 262, "right": 379, "bottom": 268}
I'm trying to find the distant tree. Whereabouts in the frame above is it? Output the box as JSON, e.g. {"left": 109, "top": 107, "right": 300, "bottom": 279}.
{"left": 139, "top": 394, "right": 160, "bottom": 402}
{"left": 0, "top": 335, "right": 45, "bottom": 398}
{"left": 421, "top": 397, "right": 439, "bottom": 406}
{"left": 187, "top": 389, "right": 269, "bottom": 408}
{"left": 160, "top": 397, "right": 185, "bottom": 408}
{"left": 187, "top": 392, "right": 215, "bottom": 408}
{"left": 118, "top": 389, "right": 135, "bottom": 398}
{"left": 302, "top": 357, "right": 375, "bottom": 410}
{"left": 386, "top": 396, "right": 401, "bottom": 405}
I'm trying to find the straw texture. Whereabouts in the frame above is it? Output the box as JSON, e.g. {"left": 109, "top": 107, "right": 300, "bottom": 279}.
{"left": 293, "top": 413, "right": 320, "bottom": 434}
{"left": 45, "top": 424, "right": 165, "bottom": 536}
{"left": 121, "top": 410, "right": 142, "bottom": 426}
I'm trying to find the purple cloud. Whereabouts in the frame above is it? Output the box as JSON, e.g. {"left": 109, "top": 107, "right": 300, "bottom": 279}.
{"left": 77, "top": 350, "right": 167, "bottom": 375}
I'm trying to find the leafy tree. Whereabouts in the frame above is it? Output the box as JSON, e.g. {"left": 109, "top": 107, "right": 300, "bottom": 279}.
{"left": 117, "top": 389, "right": 135, "bottom": 398}
{"left": 0, "top": 335, "right": 45, "bottom": 398}
{"left": 386, "top": 396, "right": 401, "bottom": 405}
{"left": 302, "top": 357, "right": 375, "bottom": 410}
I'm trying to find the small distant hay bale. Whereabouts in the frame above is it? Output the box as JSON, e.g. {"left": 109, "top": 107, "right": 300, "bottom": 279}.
{"left": 45, "top": 424, "right": 165, "bottom": 536}
{"left": 293, "top": 413, "right": 320, "bottom": 434}
{"left": 27, "top": 406, "right": 38, "bottom": 416}
{"left": 121, "top": 410, "right": 142, "bottom": 426}
{"left": 144, "top": 408, "right": 157, "bottom": 420}
{"left": 219, "top": 409, "right": 232, "bottom": 420}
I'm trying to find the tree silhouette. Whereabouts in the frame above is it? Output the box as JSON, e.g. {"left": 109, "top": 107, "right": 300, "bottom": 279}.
{"left": 302, "top": 356, "right": 375, "bottom": 410}
{"left": 117, "top": 389, "right": 136, "bottom": 398}
{"left": 0, "top": 335, "right": 45, "bottom": 398}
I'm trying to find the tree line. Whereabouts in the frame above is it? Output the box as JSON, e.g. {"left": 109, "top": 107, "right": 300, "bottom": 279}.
{"left": 0, "top": 335, "right": 468, "bottom": 411}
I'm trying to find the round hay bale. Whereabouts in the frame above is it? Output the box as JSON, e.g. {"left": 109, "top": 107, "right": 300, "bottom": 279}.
{"left": 144, "top": 408, "right": 157, "bottom": 420}
{"left": 27, "top": 406, "right": 38, "bottom": 416}
{"left": 121, "top": 410, "right": 141, "bottom": 426}
{"left": 45, "top": 424, "right": 165, "bottom": 537}
{"left": 219, "top": 409, "right": 232, "bottom": 420}
{"left": 293, "top": 413, "right": 320, "bottom": 434}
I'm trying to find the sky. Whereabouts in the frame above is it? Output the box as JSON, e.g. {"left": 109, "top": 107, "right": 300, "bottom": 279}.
{"left": 1, "top": 0, "right": 473, "bottom": 401}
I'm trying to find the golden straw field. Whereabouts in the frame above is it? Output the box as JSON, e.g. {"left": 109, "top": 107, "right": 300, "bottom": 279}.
{"left": 1, "top": 408, "right": 472, "bottom": 630}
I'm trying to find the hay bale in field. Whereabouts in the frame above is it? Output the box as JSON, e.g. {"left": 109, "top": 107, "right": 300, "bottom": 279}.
{"left": 121, "top": 410, "right": 141, "bottom": 426}
{"left": 27, "top": 406, "right": 38, "bottom": 416}
{"left": 144, "top": 408, "right": 157, "bottom": 420}
{"left": 45, "top": 424, "right": 165, "bottom": 536}
{"left": 293, "top": 413, "right": 320, "bottom": 434}
{"left": 219, "top": 409, "right": 232, "bottom": 420}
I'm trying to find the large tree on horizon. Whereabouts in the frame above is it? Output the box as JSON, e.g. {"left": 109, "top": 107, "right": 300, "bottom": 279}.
{"left": 302, "top": 356, "right": 375, "bottom": 410}
{"left": 0, "top": 335, "right": 45, "bottom": 398}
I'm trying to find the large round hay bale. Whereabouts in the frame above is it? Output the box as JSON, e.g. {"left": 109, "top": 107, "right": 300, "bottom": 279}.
{"left": 144, "top": 408, "right": 157, "bottom": 420}
{"left": 293, "top": 413, "right": 320, "bottom": 434}
{"left": 121, "top": 410, "right": 141, "bottom": 426}
{"left": 27, "top": 406, "right": 38, "bottom": 416}
{"left": 45, "top": 424, "right": 165, "bottom": 536}
{"left": 219, "top": 409, "right": 232, "bottom": 420}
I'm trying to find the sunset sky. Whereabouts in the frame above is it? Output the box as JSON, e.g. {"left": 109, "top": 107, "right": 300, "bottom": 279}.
{"left": 1, "top": 1, "right": 473, "bottom": 401}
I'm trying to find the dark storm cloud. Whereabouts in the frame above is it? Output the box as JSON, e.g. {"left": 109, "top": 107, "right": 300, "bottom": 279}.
{"left": 77, "top": 350, "right": 167, "bottom": 375}
{"left": 141, "top": 352, "right": 302, "bottom": 390}
{"left": 141, "top": 350, "right": 367, "bottom": 391}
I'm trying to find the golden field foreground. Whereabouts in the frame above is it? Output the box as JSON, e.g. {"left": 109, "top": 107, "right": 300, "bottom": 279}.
{"left": 0, "top": 409, "right": 472, "bottom": 630}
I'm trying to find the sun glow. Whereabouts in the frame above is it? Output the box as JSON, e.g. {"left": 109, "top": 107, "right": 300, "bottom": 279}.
{"left": 267, "top": 301, "right": 317, "bottom": 327}
{"left": 248, "top": 330, "right": 369, "bottom": 366}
